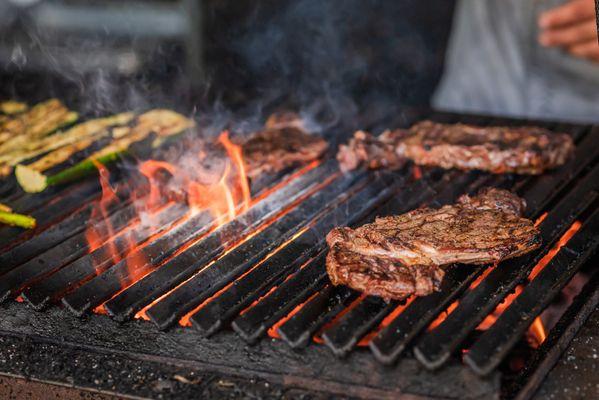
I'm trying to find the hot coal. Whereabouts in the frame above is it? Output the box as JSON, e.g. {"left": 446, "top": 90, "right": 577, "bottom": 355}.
{"left": 326, "top": 188, "right": 540, "bottom": 300}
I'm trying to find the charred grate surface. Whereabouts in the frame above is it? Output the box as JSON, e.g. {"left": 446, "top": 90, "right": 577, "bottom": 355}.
{"left": 0, "top": 111, "right": 597, "bottom": 387}
{"left": 0, "top": 302, "right": 501, "bottom": 400}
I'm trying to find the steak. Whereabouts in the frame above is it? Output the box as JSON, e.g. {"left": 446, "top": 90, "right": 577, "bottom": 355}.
{"left": 337, "top": 121, "right": 574, "bottom": 174}
{"left": 336, "top": 130, "right": 407, "bottom": 172}
{"left": 399, "top": 121, "right": 574, "bottom": 174}
{"left": 326, "top": 188, "right": 540, "bottom": 300}
{"left": 327, "top": 243, "right": 445, "bottom": 299}
{"left": 243, "top": 115, "right": 328, "bottom": 179}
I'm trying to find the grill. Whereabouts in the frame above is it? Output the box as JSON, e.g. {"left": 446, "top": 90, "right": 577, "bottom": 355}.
{"left": 0, "top": 110, "right": 598, "bottom": 399}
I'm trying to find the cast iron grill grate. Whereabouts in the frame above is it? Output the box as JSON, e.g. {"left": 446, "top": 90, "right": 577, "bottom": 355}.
{"left": 0, "top": 111, "right": 597, "bottom": 380}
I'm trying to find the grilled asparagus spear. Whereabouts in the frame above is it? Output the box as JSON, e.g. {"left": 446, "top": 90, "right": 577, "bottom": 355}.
{"left": 0, "top": 209, "right": 36, "bottom": 229}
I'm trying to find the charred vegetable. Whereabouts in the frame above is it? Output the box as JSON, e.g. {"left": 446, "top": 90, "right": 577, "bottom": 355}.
{"left": 16, "top": 109, "right": 194, "bottom": 193}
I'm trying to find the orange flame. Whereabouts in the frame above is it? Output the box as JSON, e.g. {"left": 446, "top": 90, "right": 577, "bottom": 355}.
{"left": 528, "top": 317, "right": 547, "bottom": 348}
{"left": 138, "top": 160, "right": 177, "bottom": 210}
{"left": 85, "top": 160, "right": 122, "bottom": 270}
{"left": 83, "top": 130, "right": 259, "bottom": 313}
{"left": 219, "top": 132, "right": 251, "bottom": 213}
{"left": 137, "top": 131, "right": 250, "bottom": 223}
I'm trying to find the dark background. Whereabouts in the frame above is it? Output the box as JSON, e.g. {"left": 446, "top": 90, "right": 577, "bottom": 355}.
{"left": 0, "top": 0, "right": 456, "bottom": 118}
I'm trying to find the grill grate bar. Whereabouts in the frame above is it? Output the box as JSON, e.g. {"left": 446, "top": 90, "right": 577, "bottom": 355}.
{"left": 0, "top": 173, "right": 127, "bottom": 248}
{"left": 465, "top": 207, "right": 599, "bottom": 375}
{"left": 269, "top": 170, "right": 465, "bottom": 351}
{"left": 0, "top": 198, "right": 143, "bottom": 303}
{"left": 369, "top": 265, "right": 482, "bottom": 364}
{"left": 61, "top": 210, "right": 215, "bottom": 316}
{"left": 277, "top": 285, "right": 357, "bottom": 348}
{"left": 368, "top": 125, "right": 594, "bottom": 365}
{"left": 230, "top": 251, "right": 328, "bottom": 343}
{"left": 193, "top": 174, "right": 399, "bottom": 338}
{"left": 21, "top": 203, "right": 188, "bottom": 309}
{"left": 414, "top": 163, "right": 599, "bottom": 370}
{"left": 144, "top": 172, "right": 384, "bottom": 330}
{"left": 321, "top": 296, "right": 398, "bottom": 357}
{"left": 103, "top": 161, "right": 339, "bottom": 322}
{"left": 0, "top": 207, "right": 92, "bottom": 275}
{"left": 139, "top": 170, "right": 368, "bottom": 329}
{"left": 319, "top": 172, "right": 506, "bottom": 356}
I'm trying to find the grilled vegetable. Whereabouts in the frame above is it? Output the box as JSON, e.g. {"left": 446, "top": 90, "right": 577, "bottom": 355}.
{"left": 16, "top": 150, "right": 123, "bottom": 193}
{"left": 0, "top": 210, "right": 36, "bottom": 229}
{"left": 0, "top": 101, "right": 27, "bottom": 115}
{"left": 16, "top": 109, "right": 194, "bottom": 193}
{"left": 1, "top": 112, "right": 134, "bottom": 173}
{"left": 0, "top": 203, "right": 12, "bottom": 212}
{"left": 0, "top": 99, "right": 77, "bottom": 150}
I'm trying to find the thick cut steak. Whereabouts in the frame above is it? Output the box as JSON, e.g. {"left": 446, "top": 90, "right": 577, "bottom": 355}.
{"left": 326, "top": 188, "right": 540, "bottom": 300}
{"left": 327, "top": 243, "right": 445, "bottom": 299}
{"left": 337, "top": 121, "right": 574, "bottom": 174}
{"left": 337, "top": 130, "right": 407, "bottom": 172}
{"left": 399, "top": 121, "right": 574, "bottom": 174}
{"left": 243, "top": 121, "right": 328, "bottom": 179}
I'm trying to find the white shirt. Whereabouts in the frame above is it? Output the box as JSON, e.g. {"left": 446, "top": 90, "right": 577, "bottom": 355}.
{"left": 433, "top": 0, "right": 599, "bottom": 123}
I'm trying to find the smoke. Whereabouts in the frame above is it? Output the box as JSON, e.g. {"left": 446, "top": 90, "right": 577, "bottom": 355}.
{"left": 207, "top": 0, "right": 450, "bottom": 135}
{"left": 1, "top": 1, "right": 451, "bottom": 131}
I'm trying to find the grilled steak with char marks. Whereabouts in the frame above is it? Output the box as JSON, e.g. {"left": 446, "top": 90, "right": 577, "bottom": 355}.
{"left": 337, "top": 120, "right": 574, "bottom": 174}
{"left": 399, "top": 120, "right": 574, "bottom": 174}
{"left": 326, "top": 188, "right": 540, "bottom": 300}
{"left": 243, "top": 114, "right": 328, "bottom": 179}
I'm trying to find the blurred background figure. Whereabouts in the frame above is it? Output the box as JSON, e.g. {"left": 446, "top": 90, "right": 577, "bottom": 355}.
{"left": 434, "top": 0, "right": 599, "bottom": 123}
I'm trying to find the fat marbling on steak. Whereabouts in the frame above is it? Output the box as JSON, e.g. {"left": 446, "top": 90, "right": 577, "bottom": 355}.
{"left": 243, "top": 113, "right": 328, "bottom": 179}
{"left": 337, "top": 120, "right": 574, "bottom": 174}
{"left": 326, "top": 188, "right": 540, "bottom": 300}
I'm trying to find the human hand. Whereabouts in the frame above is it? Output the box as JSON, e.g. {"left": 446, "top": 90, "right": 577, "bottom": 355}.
{"left": 538, "top": 0, "right": 599, "bottom": 62}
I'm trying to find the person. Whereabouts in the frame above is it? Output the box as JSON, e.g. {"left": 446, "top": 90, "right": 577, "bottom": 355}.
{"left": 433, "top": 0, "right": 599, "bottom": 122}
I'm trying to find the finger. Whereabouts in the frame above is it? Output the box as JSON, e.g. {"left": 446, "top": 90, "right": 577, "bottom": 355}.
{"left": 568, "top": 40, "right": 599, "bottom": 61}
{"left": 539, "top": 0, "right": 596, "bottom": 29}
{"left": 539, "top": 20, "right": 598, "bottom": 47}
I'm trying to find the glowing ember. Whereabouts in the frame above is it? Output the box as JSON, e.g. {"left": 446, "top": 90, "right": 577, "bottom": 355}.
{"left": 468, "top": 265, "right": 496, "bottom": 290}
{"left": 412, "top": 165, "right": 423, "bottom": 180}
{"left": 475, "top": 221, "right": 582, "bottom": 344}
{"left": 428, "top": 300, "right": 460, "bottom": 331}
{"left": 267, "top": 291, "right": 320, "bottom": 339}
